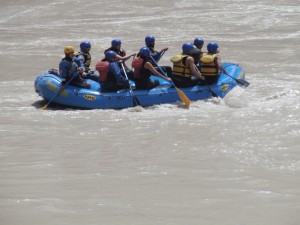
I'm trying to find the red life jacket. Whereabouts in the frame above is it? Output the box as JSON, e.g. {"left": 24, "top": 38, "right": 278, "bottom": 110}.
{"left": 104, "top": 48, "right": 126, "bottom": 57}
{"left": 95, "top": 61, "right": 109, "bottom": 82}
{"left": 132, "top": 58, "right": 144, "bottom": 79}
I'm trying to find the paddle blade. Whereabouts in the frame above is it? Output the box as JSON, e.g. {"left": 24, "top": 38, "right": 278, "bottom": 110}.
{"left": 175, "top": 87, "right": 190, "bottom": 107}
{"left": 40, "top": 104, "right": 48, "bottom": 110}
{"left": 210, "top": 90, "right": 218, "bottom": 98}
{"left": 133, "top": 96, "right": 141, "bottom": 107}
{"left": 236, "top": 79, "right": 250, "bottom": 87}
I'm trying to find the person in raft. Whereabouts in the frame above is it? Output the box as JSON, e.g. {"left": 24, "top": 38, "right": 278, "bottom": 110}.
{"left": 104, "top": 38, "right": 135, "bottom": 79}
{"left": 131, "top": 47, "right": 172, "bottom": 90}
{"left": 59, "top": 46, "right": 91, "bottom": 88}
{"left": 170, "top": 43, "right": 205, "bottom": 88}
{"left": 193, "top": 37, "right": 205, "bottom": 66}
{"left": 96, "top": 51, "right": 130, "bottom": 92}
{"left": 76, "top": 41, "right": 99, "bottom": 81}
{"left": 144, "top": 35, "right": 168, "bottom": 62}
{"left": 199, "top": 42, "right": 229, "bottom": 85}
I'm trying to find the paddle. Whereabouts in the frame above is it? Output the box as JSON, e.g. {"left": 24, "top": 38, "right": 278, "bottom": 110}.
{"left": 157, "top": 50, "right": 166, "bottom": 62}
{"left": 223, "top": 72, "right": 250, "bottom": 87}
{"left": 150, "top": 56, "right": 191, "bottom": 107}
{"left": 40, "top": 74, "right": 77, "bottom": 110}
{"left": 194, "top": 66, "right": 218, "bottom": 98}
{"left": 120, "top": 63, "right": 141, "bottom": 107}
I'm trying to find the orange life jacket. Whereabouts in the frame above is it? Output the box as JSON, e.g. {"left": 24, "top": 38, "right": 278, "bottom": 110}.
{"left": 95, "top": 61, "right": 109, "bottom": 82}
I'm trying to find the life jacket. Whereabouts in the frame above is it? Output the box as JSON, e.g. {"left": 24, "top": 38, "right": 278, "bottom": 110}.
{"left": 76, "top": 52, "right": 91, "bottom": 72}
{"left": 200, "top": 53, "right": 218, "bottom": 76}
{"left": 170, "top": 54, "right": 191, "bottom": 77}
{"left": 95, "top": 61, "right": 110, "bottom": 82}
{"left": 132, "top": 58, "right": 144, "bottom": 79}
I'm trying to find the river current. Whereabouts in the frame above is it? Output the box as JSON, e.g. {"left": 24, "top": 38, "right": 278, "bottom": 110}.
{"left": 0, "top": 0, "right": 299, "bottom": 225}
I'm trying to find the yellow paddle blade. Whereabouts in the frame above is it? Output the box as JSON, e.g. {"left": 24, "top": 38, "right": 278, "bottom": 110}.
{"left": 175, "top": 87, "right": 190, "bottom": 107}
{"left": 39, "top": 104, "right": 48, "bottom": 110}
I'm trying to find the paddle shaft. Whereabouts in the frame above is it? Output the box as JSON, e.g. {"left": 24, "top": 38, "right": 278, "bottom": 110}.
{"left": 157, "top": 50, "right": 165, "bottom": 62}
{"left": 194, "top": 66, "right": 218, "bottom": 98}
{"left": 224, "top": 72, "right": 250, "bottom": 87}
{"left": 40, "top": 73, "right": 77, "bottom": 109}
{"left": 120, "top": 63, "right": 140, "bottom": 106}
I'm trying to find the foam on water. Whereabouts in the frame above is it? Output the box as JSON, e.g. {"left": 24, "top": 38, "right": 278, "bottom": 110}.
{"left": 224, "top": 86, "right": 249, "bottom": 108}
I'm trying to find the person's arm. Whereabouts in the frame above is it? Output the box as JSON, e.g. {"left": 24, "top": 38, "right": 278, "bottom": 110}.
{"left": 144, "top": 62, "right": 172, "bottom": 81}
{"left": 215, "top": 55, "right": 228, "bottom": 75}
{"left": 187, "top": 56, "right": 204, "bottom": 80}
{"left": 159, "top": 47, "right": 168, "bottom": 54}
{"left": 110, "top": 62, "right": 129, "bottom": 85}
{"left": 116, "top": 53, "right": 136, "bottom": 62}
{"left": 59, "top": 60, "right": 68, "bottom": 80}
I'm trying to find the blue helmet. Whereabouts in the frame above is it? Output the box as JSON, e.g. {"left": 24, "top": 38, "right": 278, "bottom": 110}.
{"left": 145, "top": 35, "right": 155, "bottom": 46}
{"left": 111, "top": 39, "right": 122, "bottom": 48}
{"left": 182, "top": 43, "right": 197, "bottom": 55}
{"left": 80, "top": 41, "right": 91, "bottom": 52}
{"left": 207, "top": 42, "right": 219, "bottom": 54}
{"left": 105, "top": 50, "right": 117, "bottom": 62}
{"left": 194, "top": 38, "right": 204, "bottom": 48}
{"left": 139, "top": 47, "right": 151, "bottom": 58}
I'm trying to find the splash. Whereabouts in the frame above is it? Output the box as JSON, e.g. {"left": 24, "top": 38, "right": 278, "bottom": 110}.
{"left": 127, "top": 105, "right": 144, "bottom": 112}
{"left": 224, "top": 87, "right": 249, "bottom": 108}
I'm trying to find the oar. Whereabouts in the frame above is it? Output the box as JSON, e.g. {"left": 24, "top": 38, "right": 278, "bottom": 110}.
{"left": 223, "top": 72, "right": 250, "bottom": 87}
{"left": 150, "top": 56, "right": 190, "bottom": 107}
{"left": 40, "top": 74, "right": 77, "bottom": 110}
{"left": 194, "top": 66, "right": 218, "bottom": 98}
{"left": 120, "top": 63, "right": 141, "bottom": 107}
{"left": 157, "top": 50, "right": 166, "bottom": 62}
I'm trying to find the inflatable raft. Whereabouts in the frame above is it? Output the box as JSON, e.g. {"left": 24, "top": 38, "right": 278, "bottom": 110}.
{"left": 34, "top": 63, "right": 247, "bottom": 109}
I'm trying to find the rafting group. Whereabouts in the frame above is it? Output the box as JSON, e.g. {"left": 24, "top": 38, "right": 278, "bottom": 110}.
{"left": 56, "top": 36, "right": 229, "bottom": 93}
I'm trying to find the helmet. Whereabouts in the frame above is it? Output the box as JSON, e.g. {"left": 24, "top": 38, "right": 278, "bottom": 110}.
{"left": 182, "top": 43, "right": 195, "bottom": 55}
{"left": 194, "top": 37, "right": 204, "bottom": 48}
{"left": 111, "top": 39, "right": 122, "bottom": 48}
{"left": 80, "top": 41, "right": 91, "bottom": 52}
{"left": 105, "top": 50, "right": 117, "bottom": 62}
{"left": 139, "top": 47, "right": 151, "bottom": 58}
{"left": 145, "top": 35, "right": 155, "bottom": 46}
{"left": 207, "top": 42, "right": 219, "bottom": 54}
{"left": 64, "top": 46, "right": 75, "bottom": 54}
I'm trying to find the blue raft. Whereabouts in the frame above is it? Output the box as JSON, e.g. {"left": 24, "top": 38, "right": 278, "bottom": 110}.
{"left": 34, "top": 63, "right": 246, "bottom": 109}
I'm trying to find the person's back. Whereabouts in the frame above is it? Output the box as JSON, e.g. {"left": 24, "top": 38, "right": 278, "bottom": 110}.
{"left": 170, "top": 43, "right": 204, "bottom": 88}
{"left": 200, "top": 42, "right": 226, "bottom": 85}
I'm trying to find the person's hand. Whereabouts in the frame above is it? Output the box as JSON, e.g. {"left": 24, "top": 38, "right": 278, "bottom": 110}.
{"left": 131, "top": 53, "right": 136, "bottom": 57}
{"left": 162, "top": 47, "right": 168, "bottom": 52}
{"left": 200, "top": 75, "right": 205, "bottom": 81}
{"left": 77, "top": 67, "right": 84, "bottom": 74}
{"left": 61, "top": 78, "right": 67, "bottom": 85}
{"left": 166, "top": 77, "right": 172, "bottom": 82}
{"left": 81, "top": 72, "right": 88, "bottom": 78}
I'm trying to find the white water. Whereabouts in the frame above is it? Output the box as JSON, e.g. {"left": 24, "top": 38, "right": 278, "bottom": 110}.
{"left": 0, "top": 0, "right": 300, "bottom": 225}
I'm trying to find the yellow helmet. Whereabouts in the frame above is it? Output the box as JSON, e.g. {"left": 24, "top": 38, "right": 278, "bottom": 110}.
{"left": 64, "top": 46, "right": 75, "bottom": 54}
